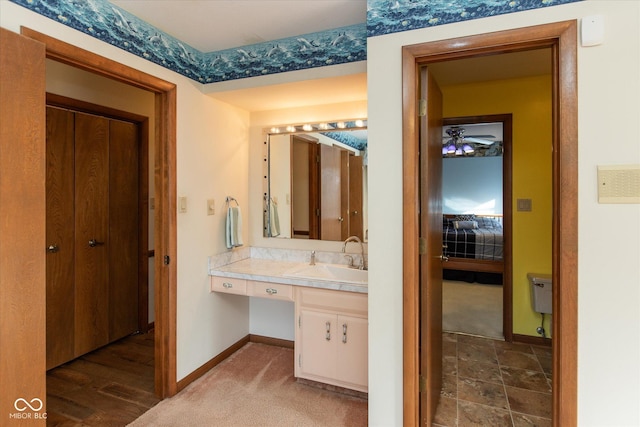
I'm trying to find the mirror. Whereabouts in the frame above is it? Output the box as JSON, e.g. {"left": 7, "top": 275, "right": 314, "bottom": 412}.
{"left": 264, "top": 120, "right": 368, "bottom": 242}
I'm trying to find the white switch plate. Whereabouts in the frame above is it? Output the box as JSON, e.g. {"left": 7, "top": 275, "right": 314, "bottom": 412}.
{"left": 179, "top": 196, "right": 187, "bottom": 213}
{"left": 597, "top": 164, "right": 640, "bottom": 203}
{"left": 207, "top": 199, "right": 215, "bottom": 215}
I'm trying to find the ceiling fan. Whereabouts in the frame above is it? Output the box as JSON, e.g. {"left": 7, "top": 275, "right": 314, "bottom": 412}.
{"left": 442, "top": 126, "right": 496, "bottom": 156}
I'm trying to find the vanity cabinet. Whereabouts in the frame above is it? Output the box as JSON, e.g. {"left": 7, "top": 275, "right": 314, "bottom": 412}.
{"left": 295, "top": 287, "right": 368, "bottom": 392}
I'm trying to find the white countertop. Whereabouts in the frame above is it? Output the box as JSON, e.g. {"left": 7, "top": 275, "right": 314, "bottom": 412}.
{"left": 209, "top": 258, "right": 368, "bottom": 294}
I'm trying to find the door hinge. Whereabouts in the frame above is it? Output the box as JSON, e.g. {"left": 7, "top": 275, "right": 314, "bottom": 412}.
{"left": 299, "top": 353, "right": 302, "bottom": 367}
{"left": 419, "top": 237, "right": 426, "bottom": 255}
{"left": 418, "top": 99, "right": 427, "bottom": 117}
{"left": 316, "top": 208, "right": 320, "bottom": 217}
{"left": 298, "top": 315, "right": 301, "bottom": 328}
{"left": 419, "top": 374, "right": 426, "bottom": 393}
{"left": 164, "top": 255, "right": 170, "bottom": 265}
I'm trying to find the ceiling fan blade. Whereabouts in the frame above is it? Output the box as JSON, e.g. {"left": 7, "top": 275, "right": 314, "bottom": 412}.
{"left": 464, "top": 137, "right": 495, "bottom": 145}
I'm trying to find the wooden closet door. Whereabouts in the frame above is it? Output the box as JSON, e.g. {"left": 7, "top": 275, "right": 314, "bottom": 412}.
{"left": 45, "top": 106, "right": 76, "bottom": 370}
{"left": 108, "top": 119, "right": 139, "bottom": 341}
{"left": 74, "top": 112, "right": 110, "bottom": 356}
{"left": 348, "top": 155, "right": 364, "bottom": 240}
{"left": 320, "top": 144, "right": 342, "bottom": 241}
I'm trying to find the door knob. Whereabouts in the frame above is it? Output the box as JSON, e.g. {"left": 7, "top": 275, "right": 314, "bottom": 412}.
{"left": 47, "top": 244, "right": 59, "bottom": 253}
{"left": 88, "top": 239, "right": 105, "bottom": 247}
{"left": 439, "top": 254, "right": 449, "bottom": 262}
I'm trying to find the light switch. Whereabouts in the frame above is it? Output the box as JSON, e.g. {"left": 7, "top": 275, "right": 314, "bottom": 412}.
{"left": 597, "top": 164, "right": 640, "bottom": 203}
{"left": 517, "top": 198, "right": 532, "bottom": 212}
{"left": 179, "top": 196, "right": 187, "bottom": 213}
{"left": 207, "top": 199, "right": 215, "bottom": 215}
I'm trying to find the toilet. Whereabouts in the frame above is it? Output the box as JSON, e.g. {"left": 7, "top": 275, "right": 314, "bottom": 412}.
{"left": 528, "top": 273, "right": 552, "bottom": 314}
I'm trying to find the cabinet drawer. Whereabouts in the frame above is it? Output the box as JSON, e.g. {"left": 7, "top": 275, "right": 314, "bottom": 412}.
{"left": 211, "top": 276, "right": 247, "bottom": 295}
{"left": 248, "top": 281, "right": 293, "bottom": 301}
{"left": 296, "top": 287, "right": 367, "bottom": 316}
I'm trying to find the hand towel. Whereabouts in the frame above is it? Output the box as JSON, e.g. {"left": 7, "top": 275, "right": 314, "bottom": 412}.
{"left": 225, "top": 206, "right": 243, "bottom": 248}
{"left": 269, "top": 199, "right": 280, "bottom": 237}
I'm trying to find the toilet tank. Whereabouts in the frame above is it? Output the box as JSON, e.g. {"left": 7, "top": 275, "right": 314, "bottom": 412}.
{"left": 528, "top": 273, "right": 552, "bottom": 314}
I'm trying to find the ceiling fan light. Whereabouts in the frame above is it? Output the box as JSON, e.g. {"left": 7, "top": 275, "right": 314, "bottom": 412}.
{"left": 442, "top": 146, "right": 448, "bottom": 155}
{"left": 455, "top": 148, "right": 463, "bottom": 156}
{"left": 462, "top": 144, "right": 474, "bottom": 154}
{"left": 447, "top": 144, "right": 456, "bottom": 154}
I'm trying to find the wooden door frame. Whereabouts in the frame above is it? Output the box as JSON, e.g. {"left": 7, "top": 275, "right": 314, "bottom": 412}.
{"left": 21, "top": 28, "right": 178, "bottom": 399}
{"left": 402, "top": 21, "right": 578, "bottom": 426}
{"left": 45, "top": 93, "right": 152, "bottom": 335}
{"left": 442, "top": 113, "right": 513, "bottom": 342}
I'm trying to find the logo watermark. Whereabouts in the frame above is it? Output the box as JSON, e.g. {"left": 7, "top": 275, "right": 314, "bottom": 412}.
{"left": 9, "top": 398, "right": 46, "bottom": 420}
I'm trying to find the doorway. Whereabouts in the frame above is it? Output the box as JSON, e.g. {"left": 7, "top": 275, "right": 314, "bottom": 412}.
{"left": 440, "top": 115, "right": 512, "bottom": 342}
{"left": 402, "top": 21, "right": 578, "bottom": 426}
{"left": 45, "top": 94, "right": 150, "bottom": 370}
{"left": 18, "top": 27, "right": 179, "bottom": 399}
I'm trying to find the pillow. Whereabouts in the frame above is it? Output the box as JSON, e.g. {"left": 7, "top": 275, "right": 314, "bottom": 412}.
{"left": 455, "top": 214, "right": 476, "bottom": 221}
{"left": 453, "top": 220, "right": 478, "bottom": 230}
{"left": 475, "top": 216, "right": 502, "bottom": 229}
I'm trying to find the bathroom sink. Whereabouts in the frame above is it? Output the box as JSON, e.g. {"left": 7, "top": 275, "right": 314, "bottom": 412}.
{"left": 283, "top": 263, "right": 368, "bottom": 285}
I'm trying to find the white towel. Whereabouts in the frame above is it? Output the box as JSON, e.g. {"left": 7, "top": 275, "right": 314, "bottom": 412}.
{"left": 269, "top": 199, "right": 280, "bottom": 237}
{"left": 225, "top": 206, "right": 243, "bottom": 249}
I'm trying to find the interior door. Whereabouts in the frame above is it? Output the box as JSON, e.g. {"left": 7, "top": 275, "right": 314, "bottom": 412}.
{"left": 45, "top": 107, "right": 76, "bottom": 369}
{"left": 320, "top": 144, "right": 342, "bottom": 240}
{"left": 348, "top": 154, "right": 364, "bottom": 240}
{"left": 419, "top": 67, "right": 444, "bottom": 425}
{"left": 74, "top": 112, "right": 110, "bottom": 356}
{"left": 108, "top": 119, "right": 140, "bottom": 341}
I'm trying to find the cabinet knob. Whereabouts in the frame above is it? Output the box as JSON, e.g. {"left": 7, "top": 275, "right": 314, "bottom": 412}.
{"left": 47, "top": 244, "right": 59, "bottom": 253}
{"left": 222, "top": 282, "right": 233, "bottom": 289}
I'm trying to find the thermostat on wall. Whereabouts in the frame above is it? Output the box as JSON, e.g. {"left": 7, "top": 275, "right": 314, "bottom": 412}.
{"left": 597, "top": 164, "right": 640, "bottom": 204}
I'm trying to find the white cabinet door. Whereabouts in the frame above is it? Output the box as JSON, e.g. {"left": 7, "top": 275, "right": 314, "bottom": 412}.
{"left": 336, "top": 314, "right": 368, "bottom": 388}
{"left": 298, "top": 309, "right": 337, "bottom": 381}
{"left": 295, "top": 287, "right": 368, "bottom": 392}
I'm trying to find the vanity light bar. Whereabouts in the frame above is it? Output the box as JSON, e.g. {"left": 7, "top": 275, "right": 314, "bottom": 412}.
{"left": 267, "top": 119, "right": 367, "bottom": 135}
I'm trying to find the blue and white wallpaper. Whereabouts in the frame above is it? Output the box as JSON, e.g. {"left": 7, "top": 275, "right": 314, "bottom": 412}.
{"left": 10, "top": 0, "right": 582, "bottom": 83}
{"left": 367, "top": 0, "right": 583, "bottom": 37}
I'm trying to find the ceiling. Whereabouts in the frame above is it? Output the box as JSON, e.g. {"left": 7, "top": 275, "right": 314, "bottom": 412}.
{"left": 110, "top": 0, "right": 367, "bottom": 53}
{"left": 107, "top": 2, "right": 550, "bottom": 112}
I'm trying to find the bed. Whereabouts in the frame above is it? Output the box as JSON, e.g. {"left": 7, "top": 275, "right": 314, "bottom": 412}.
{"left": 442, "top": 214, "right": 504, "bottom": 279}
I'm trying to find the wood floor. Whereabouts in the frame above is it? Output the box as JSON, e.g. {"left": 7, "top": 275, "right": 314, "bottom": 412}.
{"left": 46, "top": 330, "right": 159, "bottom": 426}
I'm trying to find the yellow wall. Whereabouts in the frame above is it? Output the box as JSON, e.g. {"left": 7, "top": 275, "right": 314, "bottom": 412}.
{"left": 442, "top": 75, "right": 553, "bottom": 337}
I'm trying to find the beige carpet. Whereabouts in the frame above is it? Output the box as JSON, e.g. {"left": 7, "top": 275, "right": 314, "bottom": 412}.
{"left": 128, "top": 343, "right": 367, "bottom": 427}
{"left": 442, "top": 280, "right": 503, "bottom": 340}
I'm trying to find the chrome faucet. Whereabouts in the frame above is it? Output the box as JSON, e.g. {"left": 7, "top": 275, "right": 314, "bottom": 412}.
{"left": 309, "top": 250, "right": 316, "bottom": 266}
{"left": 342, "top": 236, "right": 366, "bottom": 270}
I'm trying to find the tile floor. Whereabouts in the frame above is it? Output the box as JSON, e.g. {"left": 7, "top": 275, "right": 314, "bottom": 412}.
{"left": 434, "top": 333, "right": 552, "bottom": 427}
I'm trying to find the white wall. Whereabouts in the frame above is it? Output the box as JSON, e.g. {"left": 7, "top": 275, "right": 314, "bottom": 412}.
{"left": 368, "top": 1, "right": 640, "bottom": 425}
{"left": 1, "top": 2, "right": 251, "bottom": 382}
